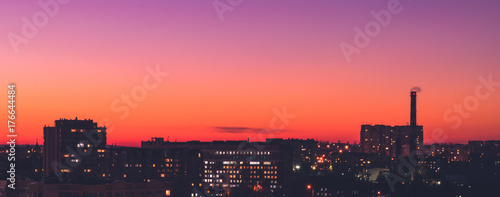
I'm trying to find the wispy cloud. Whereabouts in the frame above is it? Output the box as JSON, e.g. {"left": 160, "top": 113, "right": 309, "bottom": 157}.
{"left": 213, "top": 126, "right": 266, "bottom": 134}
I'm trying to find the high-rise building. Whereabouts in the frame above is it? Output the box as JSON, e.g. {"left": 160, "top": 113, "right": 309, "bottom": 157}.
{"left": 360, "top": 91, "right": 423, "bottom": 157}
{"left": 360, "top": 124, "right": 423, "bottom": 157}
{"left": 43, "top": 118, "right": 107, "bottom": 183}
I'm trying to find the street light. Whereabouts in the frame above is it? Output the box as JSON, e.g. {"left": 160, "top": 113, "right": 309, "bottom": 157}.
{"left": 306, "top": 185, "right": 314, "bottom": 197}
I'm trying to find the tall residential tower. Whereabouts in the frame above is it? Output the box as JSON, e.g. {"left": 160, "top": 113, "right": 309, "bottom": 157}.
{"left": 43, "top": 118, "right": 107, "bottom": 182}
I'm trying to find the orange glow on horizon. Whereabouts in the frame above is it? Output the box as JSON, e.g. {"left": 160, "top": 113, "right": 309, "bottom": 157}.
{"left": 0, "top": 1, "right": 499, "bottom": 146}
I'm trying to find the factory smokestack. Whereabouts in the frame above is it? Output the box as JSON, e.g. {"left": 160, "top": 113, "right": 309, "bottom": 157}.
{"left": 410, "top": 91, "right": 417, "bottom": 126}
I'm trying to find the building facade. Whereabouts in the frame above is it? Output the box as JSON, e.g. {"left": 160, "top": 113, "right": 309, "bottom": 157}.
{"left": 142, "top": 138, "right": 293, "bottom": 196}
{"left": 360, "top": 124, "right": 423, "bottom": 157}
{"left": 360, "top": 91, "right": 424, "bottom": 158}
{"left": 43, "top": 118, "right": 107, "bottom": 183}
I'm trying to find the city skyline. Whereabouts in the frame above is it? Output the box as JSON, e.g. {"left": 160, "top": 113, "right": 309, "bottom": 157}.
{"left": 3, "top": 116, "right": 499, "bottom": 196}
{"left": 1, "top": 0, "right": 500, "bottom": 146}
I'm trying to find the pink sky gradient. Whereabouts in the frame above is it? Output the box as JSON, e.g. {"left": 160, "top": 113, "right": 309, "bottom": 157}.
{"left": 1, "top": 0, "right": 499, "bottom": 146}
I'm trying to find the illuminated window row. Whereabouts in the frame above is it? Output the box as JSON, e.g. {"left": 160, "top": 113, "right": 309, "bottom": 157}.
{"left": 215, "top": 151, "right": 271, "bottom": 155}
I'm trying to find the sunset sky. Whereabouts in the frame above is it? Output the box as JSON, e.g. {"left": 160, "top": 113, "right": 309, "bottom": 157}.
{"left": 1, "top": 0, "right": 499, "bottom": 146}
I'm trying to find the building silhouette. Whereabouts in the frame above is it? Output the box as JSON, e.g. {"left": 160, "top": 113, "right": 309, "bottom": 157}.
{"left": 107, "top": 145, "right": 203, "bottom": 197}
{"left": 43, "top": 118, "right": 107, "bottom": 183}
{"left": 141, "top": 138, "right": 293, "bottom": 196}
{"left": 360, "top": 91, "right": 423, "bottom": 157}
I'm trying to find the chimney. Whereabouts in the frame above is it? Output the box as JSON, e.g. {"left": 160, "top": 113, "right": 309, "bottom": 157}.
{"left": 410, "top": 91, "right": 417, "bottom": 126}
